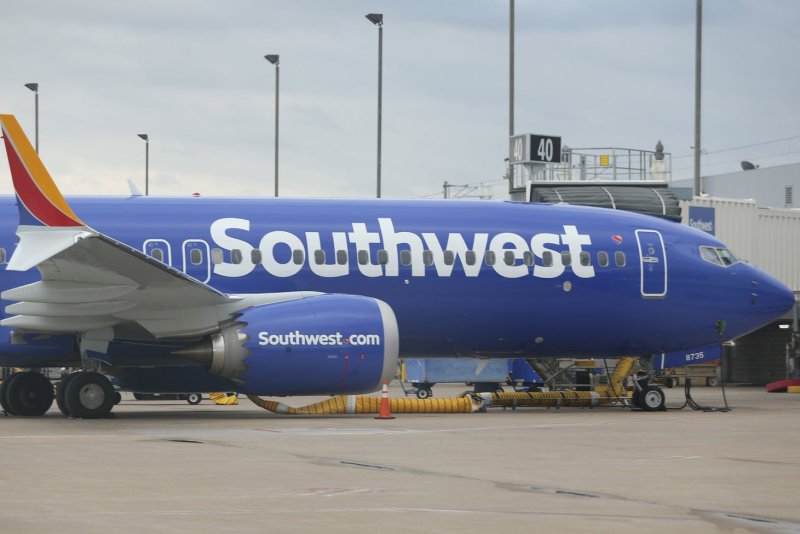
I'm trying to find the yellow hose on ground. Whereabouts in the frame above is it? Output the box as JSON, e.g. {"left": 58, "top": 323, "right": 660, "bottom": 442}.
{"left": 246, "top": 357, "right": 637, "bottom": 415}
{"left": 210, "top": 392, "right": 239, "bottom": 405}
{"left": 247, "top": 393, "right": 482, "bottom": 414}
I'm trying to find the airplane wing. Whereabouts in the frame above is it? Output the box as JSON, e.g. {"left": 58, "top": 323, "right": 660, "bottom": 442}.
{"left": 0, "top": 114, "right": 299, "bottom": 340}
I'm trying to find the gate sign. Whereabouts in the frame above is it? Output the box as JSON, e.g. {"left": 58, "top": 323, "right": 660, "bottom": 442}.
{"left": 510, "top": 133, "right": 562, "bottom": 164}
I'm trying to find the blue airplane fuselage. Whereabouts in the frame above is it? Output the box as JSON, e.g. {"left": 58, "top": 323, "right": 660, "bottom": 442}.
{"left": 0, "top": 194, "right": 792, "bottom": 379}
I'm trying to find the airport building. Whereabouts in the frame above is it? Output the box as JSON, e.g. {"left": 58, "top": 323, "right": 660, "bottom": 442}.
{"left": 510, "top": 139, "right": 800, "bottom": 384}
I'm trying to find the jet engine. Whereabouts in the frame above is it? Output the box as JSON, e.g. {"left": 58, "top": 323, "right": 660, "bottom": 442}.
{"left": 176, "top": 294, "right": 399, "bottom": 396}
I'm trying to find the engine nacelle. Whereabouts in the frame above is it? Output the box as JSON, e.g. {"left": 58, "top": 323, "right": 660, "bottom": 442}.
{"left": 180, "top": 294, "right": 399, "bottom": 396}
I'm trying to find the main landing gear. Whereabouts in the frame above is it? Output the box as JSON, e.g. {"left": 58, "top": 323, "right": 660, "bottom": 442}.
{"left": 1, "top": 370, "right": 117, "bottom": 419}
{"left": 1, "top": 371, "right": 54, "bottom": 416}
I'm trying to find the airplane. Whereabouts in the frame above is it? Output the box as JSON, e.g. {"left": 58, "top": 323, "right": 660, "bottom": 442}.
{"left": 0, "top": 113, "right": 794, "bottom": 419}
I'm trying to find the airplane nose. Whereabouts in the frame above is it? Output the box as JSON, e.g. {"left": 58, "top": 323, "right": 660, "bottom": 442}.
{"left": 752, "top": 274, "right": 795, "bottom": 317}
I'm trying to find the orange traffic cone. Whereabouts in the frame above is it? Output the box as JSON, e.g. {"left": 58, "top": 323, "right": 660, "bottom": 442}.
{"left": 375, "top": 380, "right": 395, "bottom": 420}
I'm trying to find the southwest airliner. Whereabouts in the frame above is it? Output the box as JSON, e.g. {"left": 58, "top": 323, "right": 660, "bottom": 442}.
{"left": 0, "top": 114, "right": 793, "bottom": 418}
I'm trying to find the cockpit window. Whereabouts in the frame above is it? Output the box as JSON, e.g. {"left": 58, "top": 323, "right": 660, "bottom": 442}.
{"left": 717, "top": 248, "right": 738, "bottom": 266}
{"left": 700, "top": 246, "right": 738, "bottom": 267}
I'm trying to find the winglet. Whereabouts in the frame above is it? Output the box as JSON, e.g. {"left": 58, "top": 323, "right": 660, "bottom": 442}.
{"left": 0, "top": 114, "right": 83, "bottom": 227}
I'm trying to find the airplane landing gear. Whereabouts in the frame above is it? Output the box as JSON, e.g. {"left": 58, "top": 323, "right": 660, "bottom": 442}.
{"left": 0, "top": 371, "right": 54, "bottom": 416}
{"left": 61, "top": 372, "right": 116, "bottom": 419}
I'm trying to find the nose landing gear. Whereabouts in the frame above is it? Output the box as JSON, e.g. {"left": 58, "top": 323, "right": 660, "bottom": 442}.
{"left": 631, "top": 371, "right": 666, "bottom": 411}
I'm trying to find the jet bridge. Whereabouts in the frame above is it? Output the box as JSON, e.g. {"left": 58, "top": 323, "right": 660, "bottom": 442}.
{"left": 509, "top": 138, "right": 681, "bottom": 221}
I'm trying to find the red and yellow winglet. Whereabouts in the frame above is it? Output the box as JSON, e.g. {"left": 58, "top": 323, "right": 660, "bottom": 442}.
{"left": 0, "top": 114, "right": 83, "bottom": 227}
{"left": 0, "top": 114, "right": 93, "bottom": 271}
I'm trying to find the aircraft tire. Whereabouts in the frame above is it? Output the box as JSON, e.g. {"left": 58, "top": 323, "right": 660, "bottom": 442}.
{"left": 0, "top": 372, "right": 25, "bottom": 415}
{"left": 56, "top": 373, "right": 80, "bottom": 417}
{"left": 63, "top": 372, "right": 115, "bottom": 419}
{"left": 640, "top": 385, "right": 666, "bottom": 412}
{"left": 186, "top": 393, "right": 202, "bottom": 405}
{"left": 4, "top": 371, "right": 54, "bottom": 416}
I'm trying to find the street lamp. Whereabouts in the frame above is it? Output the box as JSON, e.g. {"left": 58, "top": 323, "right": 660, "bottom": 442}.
{"left": 365, "top": 13, "right": 383, "bottom": 198}
{"left": 693, "top": 0, "right": 703, "bottom": 197}
{"left": 508, "top": 0, "right": 515, "bottom": 193}
{"left": 24, "top": 83, "right": 39, "bottom": 153}
{"left": 137, "top": 134, "right": 149, "bottom": 196}
{"left": 265, "top": 54, "right": 280, "bottom": 197}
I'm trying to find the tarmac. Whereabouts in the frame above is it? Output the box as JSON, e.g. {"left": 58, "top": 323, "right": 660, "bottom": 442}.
{"left": 1, "top": 384, "right": 799, "bottom": 533}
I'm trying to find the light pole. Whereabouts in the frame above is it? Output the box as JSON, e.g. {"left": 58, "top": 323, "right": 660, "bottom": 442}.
{"left": 508, "top": 0, "right": 515, "bottom": 193}
{"left": 265, "top": 54, "right": 280, "bottom": 197}
{"left": 366, "top": 13, "right": 383, "bottom": 198}
{"left": 24, "top": 83, "right": 39, "bottom": 153}
{"left": 693, "top": 0, "right": 702, "bottom": 197}
{"left": 137, "top": 134, "right": 149, "bottom": 195}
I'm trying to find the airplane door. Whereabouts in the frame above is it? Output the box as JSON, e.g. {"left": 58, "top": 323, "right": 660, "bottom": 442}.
{"left": 182, "top": 239, "right": 211, "bottom": 283}
{"left": 635, "top": 229, "right": 667, "bottom": 298}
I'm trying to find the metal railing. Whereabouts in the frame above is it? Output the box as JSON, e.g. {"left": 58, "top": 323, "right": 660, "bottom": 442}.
{"left": 510, "top": 146, "right": 672, "bottom": 190}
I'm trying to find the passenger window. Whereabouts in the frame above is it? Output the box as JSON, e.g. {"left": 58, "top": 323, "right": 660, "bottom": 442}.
{"left": 294, "top": 250, "right": 305, "bottom": 265}
{"left": 400, "top": 250, "right": 412, "bottom": 266}
{"left": 504, "top": 251, "right": 515, "bottom": 266}
{"left": 211, "top": 248, "right": 223, "bottom": 265}
{"left": 465, "top": 250, "right": 476, "bottom": 266}
{"left": 615, "top": 251, "right": 626, "bottom": 267}
{"left": 231, "top": 249, "right": 243, "bottom": 265}
{"left": 336, "top": 250, "right": 348, "bottom": 265}
{"left": 423, "top": 251, "right": 434, "bottom": 266}
{"left": 598, "top": 251, "right": 609, "bottom": 268}
{"left": 561, "top": 251, "right": 571, "bottom": 267}
{"left": 443, "top": 250, "right": 455, "bottom": 266}
{"left": 523, "top": 251, "right": 534, "bottom": 267}
{"left": 313, "top": 250, "right": 325, "bottom": 265}
{"left": 485, "top": 251, "right": 496, "bottom": 266}
{"left": 542, "top": 251, "right": 553, "bottom": 267}
{"left": 150, "top": 248, "right": 164, "bottom": 262}
{"left": 0, "top": 247, "right": 5, "bottom": 264}
{"left": 580, "top": 251, "right": 590, "bottom": 267}
{"left": 251, "top": 249, "right": 262, "bottom": 264}
{"left": 190, "top": 248, "right": 203, "bottom": 265}
{"left": 377, "top": 250, "right": 389, "bottom": 265}
{"left": 358, "top": 250, "right": 370, "bottom": 265}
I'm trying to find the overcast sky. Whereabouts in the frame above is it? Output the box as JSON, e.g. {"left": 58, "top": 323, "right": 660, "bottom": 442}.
{"left": 1, "top": 0, "right": 798, "bottom": 200}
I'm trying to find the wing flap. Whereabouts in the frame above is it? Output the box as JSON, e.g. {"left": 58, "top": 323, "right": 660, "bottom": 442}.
{"left": 5, "top": 300, "right": 138, "bottom": 317}
{"left": 1, "top": 315, "right": 120, "bottom": 332}
{"left": 1, "top": 281, "right": 138, "bottom": 304}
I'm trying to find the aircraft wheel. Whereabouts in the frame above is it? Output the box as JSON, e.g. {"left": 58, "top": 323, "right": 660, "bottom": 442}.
{"left": 63, "top": 372, "right": 115, "bottom": 419}
{"left": 186, "top": 393, "right": 202, "bottom": 405}
{"left": 4, "top": 371, "right": 54, "bottom": 416}
{"left": 665, "top": 377, "right": 675, "bottom": 389}
{"left": 640, "top": 385, "right": 666, "bottom": 412}
{"left": 56, "top": 373, "right": 80, "bottom": 417}
{"left": 113, "top": 392, "right": 122, "bottom": 405}
{"left": 416, "top": 388, "right": 432, "bottom": 399}
{"left": 0, "top": 372, "right": 24, "bottom": 415}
